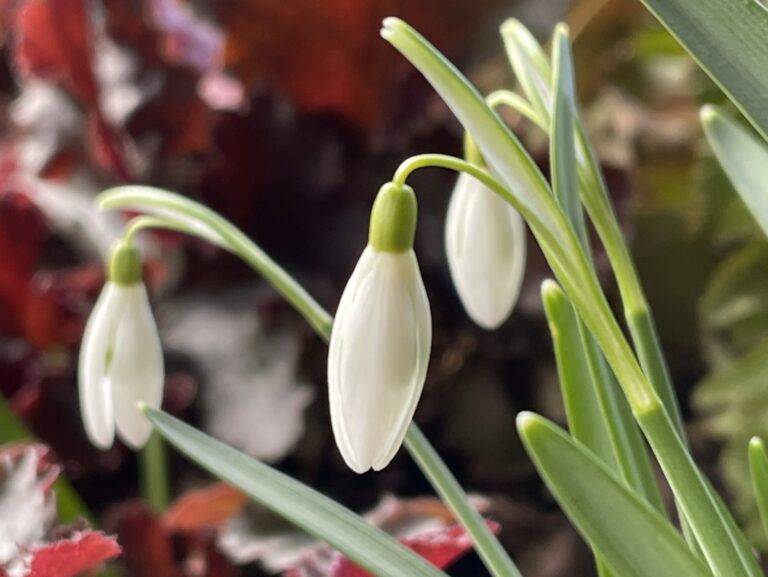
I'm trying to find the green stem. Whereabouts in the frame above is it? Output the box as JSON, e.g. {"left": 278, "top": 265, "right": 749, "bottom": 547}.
{"left": 139, "top": 431, "right": 170, "bottom": 512}
{"left": 487, "top": 90, "right": 547, "bottom": 130}
{"left": 393, "top": 154, "right": 503, "bottom": 191}
{"left": 576, "top": 323, "right": 665, "bottom": 511}
{"left": 626, "top": 307, "right": 685, "bottom": 439}
{"left": 123, "top": 215, "right": 213, "bottom": 245}
{"left": 99, "top": 186, "right": 522, "bottom": 577}
{"left": 404, "top": 427, "right": 523, "bottom": 577}
{"left": 100, "top": 187, "right": 333, "bottom": 338}
{"left": 574, "top": 124, "right": 687, "bottom": 439}
{"left": 380, "top": 18, "right": 749, "bottom": 575}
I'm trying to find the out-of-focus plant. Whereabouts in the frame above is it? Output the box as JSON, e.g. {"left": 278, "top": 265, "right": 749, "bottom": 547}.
{"left": 691, "top": 107, "right": 768, "bottom": 544}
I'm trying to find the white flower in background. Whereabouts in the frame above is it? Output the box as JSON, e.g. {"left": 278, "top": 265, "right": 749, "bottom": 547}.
{"left": 328, "top": 183, "right": 432, "bottom": 473}
{"left": 446, "top": 172, "right": 527, "bottom": 329}
{"left": 78, "top": 240, "right": 164, "bottom": 450}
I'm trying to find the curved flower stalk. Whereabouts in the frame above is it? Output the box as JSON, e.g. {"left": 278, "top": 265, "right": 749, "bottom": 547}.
{"left": 78, "top": 240, "right": 164, "bottom": 450}
{"left": 446, "top": 171, "right": 526, "bottom": 329}
{"left": 328, "top": 182, "right": 432, "bottom": 473}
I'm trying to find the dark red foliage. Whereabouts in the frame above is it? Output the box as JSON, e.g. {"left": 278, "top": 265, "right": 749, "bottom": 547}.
{"left": 25, "top": 532, "right": 122, "bottom": 577}
{"left": 106, "top": 501, "right": 237, "bottom": 577}
{"left": 0, "top": 444, "right": 121, "bottom": 577}
{"left": 329, "top": 523, "right": 499, "bottom": 577}
{"left": 13, "top": 0, "right": 132, "bottom": 179}
{"left": 215, "top": 0, "right": 502, "bottom": 129}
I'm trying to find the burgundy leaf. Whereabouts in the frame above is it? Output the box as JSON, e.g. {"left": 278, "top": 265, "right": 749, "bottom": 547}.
{"left": 26, "top": 532, "right": 121, "bottom": 577}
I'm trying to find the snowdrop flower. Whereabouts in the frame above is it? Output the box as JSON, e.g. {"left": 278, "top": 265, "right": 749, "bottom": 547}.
{"left": 78, "top": 240, "right": 164, "bottom": 450}
{"left": 328, "top": 182, "right": 431, "bottom": 473}
{"left": 446, "top": 172, "right": 526, "bottom": 329}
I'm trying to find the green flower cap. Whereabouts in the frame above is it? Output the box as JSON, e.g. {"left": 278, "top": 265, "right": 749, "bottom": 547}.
{"left": 108, "top": 240, "right": 143, "bottom": 286}
{"left": 368, "top": 182, "right": 418, "bottom": 253}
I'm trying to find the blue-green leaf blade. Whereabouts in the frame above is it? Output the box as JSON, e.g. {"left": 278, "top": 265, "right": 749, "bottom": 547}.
{"left": 702, "top": 107, "right": 768, "bottom": 238}
{"left": 640, "top": 0, "right": 768, "bottom": 141}
{"left": 144, "top": 407, "right": 450, "bottom": 577}
{"left": 517, "top": 412, "right": 713, "bottom": 577}
{"left": 749, "top": 437, "right": 768, "bottom": 541}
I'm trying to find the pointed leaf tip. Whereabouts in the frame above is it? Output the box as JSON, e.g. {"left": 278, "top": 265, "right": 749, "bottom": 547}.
{"left": 700, "top": 104, "right": 719, "bottom": 125}
{"left": 515, "top": 411, "right": 540, "bottom": 434}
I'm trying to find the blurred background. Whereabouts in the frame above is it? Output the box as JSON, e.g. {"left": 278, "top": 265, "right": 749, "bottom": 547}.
{"left": 0, "top": 0, "right": 766, "bottom": 575}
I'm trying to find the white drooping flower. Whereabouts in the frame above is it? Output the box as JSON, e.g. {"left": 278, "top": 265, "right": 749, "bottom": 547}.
{"left": 328, "top": 183, "right": 432, "bottom": 473}
{"left": 78, "top": 241, "right": 164, "bottom": 450}
{"left": 446, "top": 172, "right": 527, "bottom": 329}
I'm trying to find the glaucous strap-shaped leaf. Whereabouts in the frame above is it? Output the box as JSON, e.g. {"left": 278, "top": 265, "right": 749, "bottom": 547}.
{"left": 499, "top": 19, "right": 552, "bottom": 122}
{"left": 550, "top": 34, "right": 666, "bottom": 515}
{"left": 749, "top": 437, "right": 768, "bottom": 541}
{"left": 143, "top": 407, "right": 450, "bottom": 577}
{"left": 550, "top": 26, "right": 584, "bottom": 245}
{"left": 502, "top": 18, "right": 687, "bottom": 441}
{"left": 702, "top": 107, "right": 768, "bottom": 238}
{"left": 639, "top": 0, "right": 768, "bottom": 141}
{"left": 517, "top": 412, "right": 713, "bottom": 577}
{"left": 541, "top": 280, "right": 665, "bottom": 511}
{"left": 381, "top": 18, "right": 757, "bottom": 577}
{"left": 541, "top": 281, "right": 615, "bottom": 577}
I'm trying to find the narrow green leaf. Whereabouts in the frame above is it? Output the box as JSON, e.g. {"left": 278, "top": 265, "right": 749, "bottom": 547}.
{"left": 749, "top": 437, "right": 768, "bottom": 542}
{"left": 636, "top": 404, "right": 763, "bottom": 577}
{"left": 701, "top": 107, "right": 768, "bottom": 238}
{"left": 380, "top": 16, "right": 654, "bottom": 412}
{"left": 503, "top": 19, "right": 687, "bottom": 439}
{"left": 541, "top": 280, "right": 665, "bottom": 515}
{"left": 517, "top": 412, "right": 713, "bottom": 577}
{"left": 506, "top": 17, "right": 694, "bottom": 549}
{"left": 541, "top": 280, "right": 615, "bottom": 464}
{"left": 143, "top": 407, "right": 450, "bottom": 577}
{"left": 550, "top": 25, "right": 585, "bottom": 246}
{"left": 499, "top": 19, "right": 552, "bottom": 122}
{"left": 548, "top": 27, "right": 666, "bottom": 516}
{"left": 382, "top": 18, "right": 753, "bottom": 577}
{"left": 638, "top": 0, "right": 768, "bottom": 141}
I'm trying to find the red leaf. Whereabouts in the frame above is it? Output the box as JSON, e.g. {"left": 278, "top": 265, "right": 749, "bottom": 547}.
{"left": 106, "top": 500, "right": 238, "bottom": 577}
{"left": 216, "top": 0, "right": 503, "bottom": 128}
{"left": 13, "top": 0, "right": 97, "bottom": 104}
{"left": 106, "top": 502, "right": 178, "bottom": 577}
{"left": 331, "top": 522, "right": 500, "bottom": 577}
{"left": 164, "top": 483, "right": 249, "bottom": 533}
{"left": 12, "top": 0, "right": 132, "bottom": 179}
{"left": 26, "top": 532, "right": 121, "bottom": 577}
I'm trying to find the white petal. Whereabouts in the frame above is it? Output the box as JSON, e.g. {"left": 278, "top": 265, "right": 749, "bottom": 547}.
{"left": 446, "top": 173, "right": 526, "bottom": 329}
{"left": 78, "top": 283, "right": 123, "bottom": 449}
{"left": 109, "top": 284, "right": 164, "bottom": 449}
{"left": 328, "top": 247, "right": 431, "bottom": 473}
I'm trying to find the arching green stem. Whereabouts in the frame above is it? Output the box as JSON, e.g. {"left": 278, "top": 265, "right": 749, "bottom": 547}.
{"left": 487, "top": 90, "right": 547, "bottom": 130}
{"left": 393, "top": 154, "right": 509, "bottom": 196}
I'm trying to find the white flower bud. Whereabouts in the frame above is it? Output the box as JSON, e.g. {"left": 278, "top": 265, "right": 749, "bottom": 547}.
{"left": 446, "top": 173, "right": 526, "bottom": 329}
{"left": 328, "top": 183, "right": 432, "bottom": 473}
{"left": 78, "top": 242, "right": 164, "bottom": 450}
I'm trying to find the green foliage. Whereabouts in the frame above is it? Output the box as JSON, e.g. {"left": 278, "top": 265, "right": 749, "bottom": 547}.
{"left": 638, "top": 0, "right": 768, "bottom": 141}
